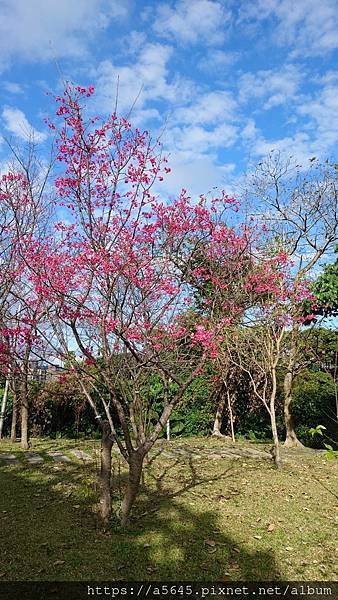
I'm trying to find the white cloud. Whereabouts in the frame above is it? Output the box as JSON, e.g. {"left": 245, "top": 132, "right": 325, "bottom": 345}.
{"left": 152, "top": 0, "right": 230, "bottom": 45}
{"left": 158, "top": 151, "right": 236, "bottom": 197}
{"left": 120, "top": 30, "right": 148, "bottom": 57}
{"left": 92, "top": 42, "right": 195, "bottom": 119}
{"left": 241, "top": 118, "right": 259, "bottom": 141}
{"left": 252, "top": 132, "right": 314, "bottom": 165}
{"left": 240, "top": 0, "right": 338, "bottom": 56}
{"left": 239, "top": 64, "right": 303, "bottom": 109}
{"left": 297, "top": 83, "right": 338, "bottom": 152}
{"left": 2, "top": 107, "right": 47, "bottom": 143}
{"left": 166, "top": 122, "right": 238, "bottom": 156}
{"left": 3, "top": 81, "right": 24, "bottom": 94}
{"left": 0, "top": 0, "right": 129, "bottom": 70}
{"left": 159, "top": 86, "right": 240, "bottom": 156}
{"left": 175, "top": 90, "right": 238, "bottom": 126}
{"left": 198, "top": 49, "right": 239, "bottom": 73}
{"left": 317, "top": 70, "right": 338, "bottom": 85}
{"left": 237, "top": 75, "right": 338, "bottom": 167}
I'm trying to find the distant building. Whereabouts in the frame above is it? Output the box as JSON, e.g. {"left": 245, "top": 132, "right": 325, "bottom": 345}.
{"left": 27, "top": 360, "right": 64, "bottom": 383}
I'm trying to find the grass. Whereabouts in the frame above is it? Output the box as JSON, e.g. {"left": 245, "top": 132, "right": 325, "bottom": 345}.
{"left": 0, "top": 436, "right": 337, "bottom": 581}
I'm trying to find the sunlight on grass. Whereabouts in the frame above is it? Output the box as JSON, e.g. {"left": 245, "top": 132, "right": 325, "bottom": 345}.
{"left": 0, "top": 436, "right": 336, "bottom": 581}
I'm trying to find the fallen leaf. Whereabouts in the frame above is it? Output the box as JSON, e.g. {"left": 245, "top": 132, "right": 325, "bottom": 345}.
{"left": 254, "top": 535, "right": 262, "bottom": 540}
{"left": 143, "top": 543, "right": 151, "bottom": 548}
{"left": 285, "top": 547, "right": 293, "bottom": 551}
{"left": 229, "top": 560, "right": 240, "bottom": 570}
{"left": 199, "top": 562, "right": 209, "bottom": 571}
{"left": 222, "top": 574, "right": 231, "bottom": 581}
{"left": 53, "top": 560, "right": 65, "bottom": 566}
{"left": 267, "top": 523, "right": 276, "bottom": 532}
{"left": 73, "top": 505, "right": 80, "bottom": 509}
{"left": 335, "top": 548, "right": 338, "bottom": 558}
{"left": 204, "top": 539, "right": 216, "bottom": 547}
{"left": 232, "top": 546, "right": 240, "bottom": 553}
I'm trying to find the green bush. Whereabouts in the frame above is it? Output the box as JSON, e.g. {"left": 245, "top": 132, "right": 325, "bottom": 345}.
{"left": 292, "top": 370, "right": 337, "bottom": 448}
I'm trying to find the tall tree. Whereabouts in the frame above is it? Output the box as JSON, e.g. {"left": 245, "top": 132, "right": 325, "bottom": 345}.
{"left": 25, "top": 85, "right": 289, "bottom": 525}
{"left": 0, "top": 144, "right": 52, "bottom": 448}
{"left": 246, "top": 153, "right": 338, "bottom": 447}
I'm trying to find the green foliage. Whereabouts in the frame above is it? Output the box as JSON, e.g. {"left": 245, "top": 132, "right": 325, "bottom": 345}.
{"left": 4, "top": 327, "right": 334, "bottom": 448}
{"left": 305, "top": 246, "right": 338, "bottom": 318}
{"left": 236, "top": 409, "right": 281, "bottom": 442}
{"left": 323, "top": 444, "right": 338, "bottom": 460}
{"left": 313, "top": 247, "right": 338, "bottom": 317}
{"left": 163, "top": 373, "right": 215, "bottom": 437}
{"left": 308, "top": 424, "right": 326, "bottom": 437}
{"left": 307, "top": 425, "right": 338, "bottom": 459}
{"left": 293, "top": 370, "right": 337, "bottom": 448}
{"left": 29, "top": 377, "right": 97, "bottom": 438}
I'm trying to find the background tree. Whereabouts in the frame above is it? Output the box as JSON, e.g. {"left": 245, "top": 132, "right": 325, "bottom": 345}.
{"left": 246, "top": 153, "right": 338, "bottom": 447}
{"left": 312, "top": 245, "right": 338, "bottom": 317}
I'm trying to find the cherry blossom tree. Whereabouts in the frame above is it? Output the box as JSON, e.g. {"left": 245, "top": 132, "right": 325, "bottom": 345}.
{"left": 22, "top": 85, "right": 295, "bottom": 525}
{"left": 0, "top": 146, "right": 52, "bottom": 448}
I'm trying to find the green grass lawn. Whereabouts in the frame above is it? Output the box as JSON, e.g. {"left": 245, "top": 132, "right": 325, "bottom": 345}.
{"left": 0, "top": 436, "right": 337, "bottom": 581}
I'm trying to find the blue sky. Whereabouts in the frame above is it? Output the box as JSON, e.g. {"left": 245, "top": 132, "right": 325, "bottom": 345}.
{"left": 0, "top": 0, "right": 338, "bottom": 197}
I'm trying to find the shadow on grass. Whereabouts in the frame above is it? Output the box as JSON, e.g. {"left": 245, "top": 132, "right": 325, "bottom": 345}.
{"left": 0, "top": 453, "right": 282, "bottom": 582}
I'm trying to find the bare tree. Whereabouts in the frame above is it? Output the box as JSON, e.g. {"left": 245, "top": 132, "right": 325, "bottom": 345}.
{"left": 246, "top": 153, "right": 338, "bottom": 447}
{"left": 224, "top": 324, "right": 284, "bottom": 468}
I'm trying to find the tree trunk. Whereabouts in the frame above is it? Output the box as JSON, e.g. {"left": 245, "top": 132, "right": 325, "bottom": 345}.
{"left": 270, "top": 349, "right": 282, "bottom": 469}
{"left": 0, "top": 379, "right": 9, "bottom": 439}
{"left": 10, "top": 384, "right": 18, "bottom": 443}
{"left": 20, "top": 377, "right": 29, "bottom": 450}
{"left": 270, "top": 402, "right": 281, "bottom": 469}
{"left": 283, "top": 324, "right": 303, "bottom": 448}
{"left": 212, "top": 387, "right": 226, "bottom": 437}
{"left": 283, "top": 371, "right": 303, "bottom": 448}
{"left": 121, "top": 451, "right": 144, "bottom": 526}
{"left": 98, "top": 421, "right": 113, "bottom": 525}
{"left": 226, "top": 388, "right": 235, "bottom": 443}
